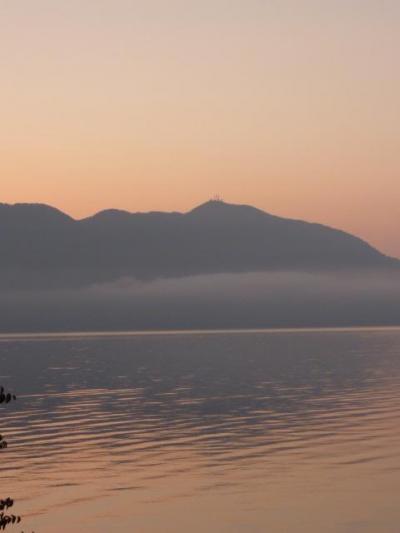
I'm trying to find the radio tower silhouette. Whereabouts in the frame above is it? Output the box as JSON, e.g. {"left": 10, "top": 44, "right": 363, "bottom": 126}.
{"left": 211, "top": 194, "right": 223, "bottom": 202}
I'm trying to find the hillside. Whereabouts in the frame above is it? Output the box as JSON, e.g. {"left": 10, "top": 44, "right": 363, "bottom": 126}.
{"left": 0, "top": 200, "right": 397, "bottom": 289}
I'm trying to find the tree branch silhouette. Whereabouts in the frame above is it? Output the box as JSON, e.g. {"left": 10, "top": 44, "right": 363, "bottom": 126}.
{"left": 0, "top": 387, "right": 24, "bottom": 531}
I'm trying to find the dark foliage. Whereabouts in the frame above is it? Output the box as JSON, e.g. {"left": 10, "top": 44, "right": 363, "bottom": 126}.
{"left": 0, "top": 388, "right": 27, "bottom": 531}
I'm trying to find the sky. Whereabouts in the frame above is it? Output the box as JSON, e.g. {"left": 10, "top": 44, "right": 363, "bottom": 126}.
{"left": 1, "top": 0, "right": 399, "bottom": 256}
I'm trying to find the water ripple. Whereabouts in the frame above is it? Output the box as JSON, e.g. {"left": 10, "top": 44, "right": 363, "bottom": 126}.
{"left": 1, "top": 329, "right": 400, "bottom": 531}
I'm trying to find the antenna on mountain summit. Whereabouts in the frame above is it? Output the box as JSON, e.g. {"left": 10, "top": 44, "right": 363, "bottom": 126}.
{"left": 212, "top": 194, "right": 223, "bottom": 202}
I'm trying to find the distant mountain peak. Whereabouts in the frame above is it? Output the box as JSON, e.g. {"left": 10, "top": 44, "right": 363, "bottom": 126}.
{"left": 0, "top": 202, "right": 73, "bottom": 222}
{"left": 189, "top": 199, "right": 228, "bottom": 212}
{"left": 89, "top": 208, "right": 132, "bottom": 221}
{"left": 187, "top": 199, "right": 273, "bottom": 220}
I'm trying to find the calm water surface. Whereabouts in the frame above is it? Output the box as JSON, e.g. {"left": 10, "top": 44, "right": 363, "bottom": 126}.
{"left": 1, "top": 328, "right": 400, "bottom": 532}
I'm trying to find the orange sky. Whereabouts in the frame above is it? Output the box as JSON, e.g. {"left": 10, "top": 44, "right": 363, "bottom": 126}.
{"left": 1, "top": 1, "right": 400, "bottom": 256}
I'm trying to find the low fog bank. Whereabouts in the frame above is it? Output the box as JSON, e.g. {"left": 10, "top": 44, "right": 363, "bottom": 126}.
{"left": 1, "top": 270, "right": 400, "bottom": 333}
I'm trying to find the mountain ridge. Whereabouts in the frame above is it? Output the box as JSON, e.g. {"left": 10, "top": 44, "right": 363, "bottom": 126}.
{"left": 0, "top": 199, "right": 397, "bottom": 290}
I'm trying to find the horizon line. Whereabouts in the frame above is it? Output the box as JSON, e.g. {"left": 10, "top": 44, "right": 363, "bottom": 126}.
{"left": 0, "top": 197, "right": 255, "bottom": 218}
{"left": 1, "top": 325, "right": 400, "bottom": 342}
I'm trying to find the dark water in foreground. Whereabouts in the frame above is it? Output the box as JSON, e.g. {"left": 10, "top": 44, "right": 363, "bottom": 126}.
{"left": 1, "top": 328, "right": 400, "bottom": 532}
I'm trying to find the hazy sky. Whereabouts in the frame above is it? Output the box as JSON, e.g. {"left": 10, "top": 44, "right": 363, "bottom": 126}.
{"left": 1, "top": 1, "right": 399, "bottom": 256}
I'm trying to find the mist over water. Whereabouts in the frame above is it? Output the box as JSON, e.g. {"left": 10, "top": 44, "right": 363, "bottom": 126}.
{"left": 2, "top": 328, "right": 400, "bottom": 532}
{"left": 1, "top": 270, "right": 400, "bottom": 332}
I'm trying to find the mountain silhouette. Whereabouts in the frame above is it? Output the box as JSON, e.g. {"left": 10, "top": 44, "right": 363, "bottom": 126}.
{"left": 0, "top": 200, "right": 397, "bottom": 289}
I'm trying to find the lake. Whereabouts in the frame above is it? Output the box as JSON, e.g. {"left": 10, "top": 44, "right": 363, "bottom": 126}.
{"left": 1, "top": 328, "right": 400, "bottom": 532}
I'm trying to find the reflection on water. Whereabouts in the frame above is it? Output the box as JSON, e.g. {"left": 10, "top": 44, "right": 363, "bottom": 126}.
{"left": 1, "top": 329, "right": 400, "bottom": 532}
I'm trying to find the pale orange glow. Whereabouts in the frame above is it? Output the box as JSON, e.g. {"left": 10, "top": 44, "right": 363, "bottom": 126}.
{"left": 1, "top": 1, "right": 400, "bottom": 256}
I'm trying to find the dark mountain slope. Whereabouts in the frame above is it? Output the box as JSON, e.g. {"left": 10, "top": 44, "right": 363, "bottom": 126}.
{"left": 0, "top": 200, "right": 397, "bottom": 289}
